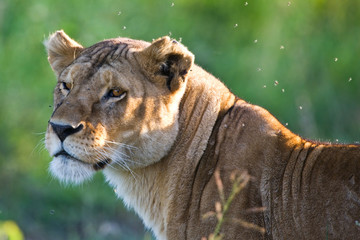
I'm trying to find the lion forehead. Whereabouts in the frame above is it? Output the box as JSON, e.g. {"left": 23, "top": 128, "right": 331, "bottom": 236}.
{"left": 74, "top": 38, "right": 148, "bottom": 67}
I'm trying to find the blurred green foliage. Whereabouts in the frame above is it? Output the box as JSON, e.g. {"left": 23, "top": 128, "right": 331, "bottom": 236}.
{"left": 0, "top": 0, "right": 359, "bottom": 239}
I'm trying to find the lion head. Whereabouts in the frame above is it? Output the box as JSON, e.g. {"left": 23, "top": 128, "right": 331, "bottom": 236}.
{"left": 44, "top": 30, "right": 194, "bottom": 184}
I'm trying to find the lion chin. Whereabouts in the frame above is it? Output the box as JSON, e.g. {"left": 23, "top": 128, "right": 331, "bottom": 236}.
{"left": 49, "top": 156, "right": 95, "bottom": 185}
{"left": 44, "top": 30, "right": 360, "bottom": 240}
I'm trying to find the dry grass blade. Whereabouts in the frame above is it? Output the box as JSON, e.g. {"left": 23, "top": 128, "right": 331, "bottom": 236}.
{"left": 212, "top": 170, "right": 250, "bottom": 238}
{"left": 229, "top": 218, "right": 266, "bottom": 235}
{"left": 203, "top": 170, "right": 265, "bottom": 240}
{"left": 214, "top": 169, "right": 225, "bottom": 204}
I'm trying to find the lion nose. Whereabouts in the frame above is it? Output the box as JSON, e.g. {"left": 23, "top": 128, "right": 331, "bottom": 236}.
{"left": 49, "top": 122, "right": 84, "bottom": 142}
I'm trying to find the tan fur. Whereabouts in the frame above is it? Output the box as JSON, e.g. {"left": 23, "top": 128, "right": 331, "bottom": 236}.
{"left": 45, "top": 31, "right": 360, "bottom": 239}
{"left": 44, "top": 30, "right": 84, "bottom": 76}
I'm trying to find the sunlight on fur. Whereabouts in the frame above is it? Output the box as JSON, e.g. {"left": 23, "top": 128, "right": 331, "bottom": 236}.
{"left": 44, "top": 30, "right": 360, "bottom": 240}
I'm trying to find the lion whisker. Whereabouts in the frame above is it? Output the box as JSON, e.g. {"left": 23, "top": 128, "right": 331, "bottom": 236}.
{"left": 32, "top": 131, "right": 47, "bottom": 135}
{"left": 103, "top": 145, "right": 144, "bottom": 164}
{"left": 92, "top": 148, "right": 120, "bottom": 172}
{"left": 100, "top": 146, "right": 140, "bottom": 178}
{"left": 92, "top": 146, "right": 138, "bottom": 178}
{"left": 31, "top": 135, "right": 47, "bottom": 156}
{"left": 104, "top": 140, "right": 138, "bottom": 149}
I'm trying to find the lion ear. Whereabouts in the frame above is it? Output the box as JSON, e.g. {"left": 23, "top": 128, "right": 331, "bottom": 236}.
{"left": 136, "top": 36, "right": 194, "bottom": 92}
{"left": 44, "top": 30, "right": 84, "bottom": 76}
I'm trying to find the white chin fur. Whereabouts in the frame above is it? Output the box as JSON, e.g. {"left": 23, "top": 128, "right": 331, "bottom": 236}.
{"left": 49, "top": 156, "right": 95, "bottom": 185}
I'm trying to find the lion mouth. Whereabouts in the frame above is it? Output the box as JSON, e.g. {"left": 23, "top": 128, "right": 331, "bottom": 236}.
{"left": 93, "top": 158, "right": 111, "bottom": 170}
{"left": 53, "top": 150, "right": 111, "bottom": 171}
{"left": 54, "top": 150, "right": 83, "bottom": 162}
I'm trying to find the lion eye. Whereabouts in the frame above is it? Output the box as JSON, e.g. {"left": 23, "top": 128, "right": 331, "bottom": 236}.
{"left": 109, "top": 89, "right": 126, "bottom": 98}
{"left": 62, "top": 82, "right": 73, "bottom": 91}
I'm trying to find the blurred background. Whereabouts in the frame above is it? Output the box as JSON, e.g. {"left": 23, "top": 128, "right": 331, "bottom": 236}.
{"left": 0, "top": 0, "right": 359, "bottom": 239}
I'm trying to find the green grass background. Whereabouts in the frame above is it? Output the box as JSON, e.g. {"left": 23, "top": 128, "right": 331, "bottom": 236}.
{"left": 0, "top": 0, "right": 359, "bottom": 239}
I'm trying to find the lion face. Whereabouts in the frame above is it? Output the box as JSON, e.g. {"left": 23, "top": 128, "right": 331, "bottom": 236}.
{"left": 44, "top": 31, "right": 194, "bottom": 184}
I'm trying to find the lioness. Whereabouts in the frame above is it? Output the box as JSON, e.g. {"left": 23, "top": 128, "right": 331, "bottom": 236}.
{"left": 44, "top": 30, "right": 360, "bottom": 239}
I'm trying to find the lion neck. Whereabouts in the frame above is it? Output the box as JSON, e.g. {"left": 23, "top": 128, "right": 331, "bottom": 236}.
{"left": 103, "top": 64, "right": 236, "bottom": 239}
